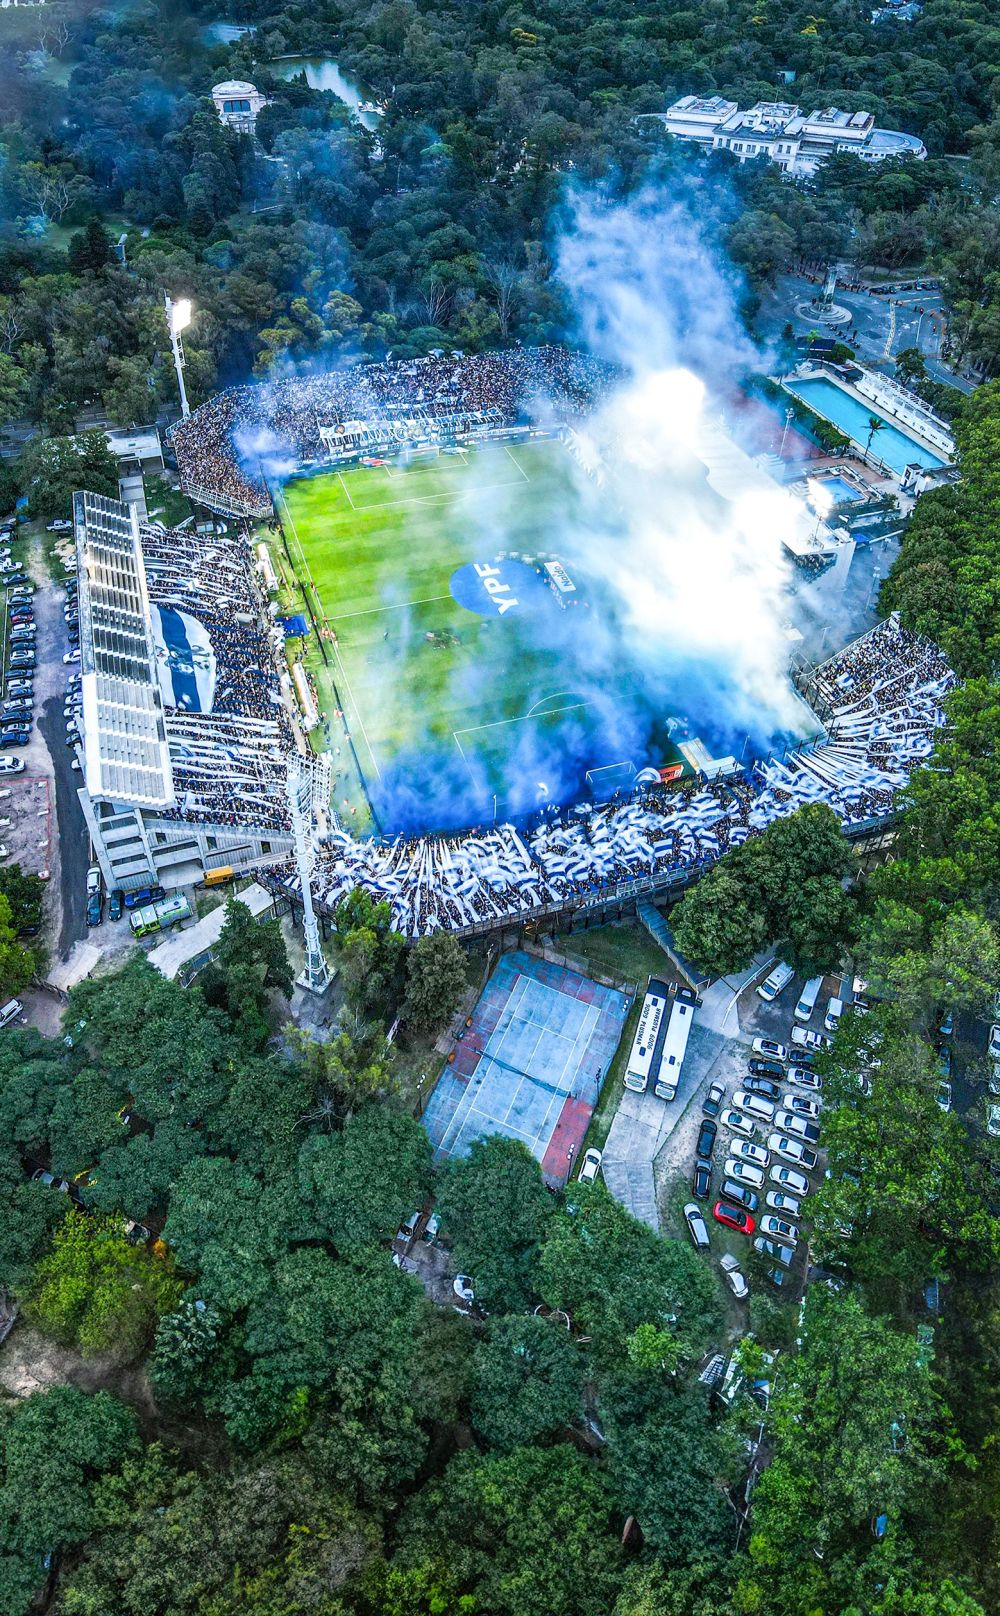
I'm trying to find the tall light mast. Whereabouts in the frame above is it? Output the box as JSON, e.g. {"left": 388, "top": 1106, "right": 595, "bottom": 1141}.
{"left": 287, "top": 751, "right": 332, "bottom": 994}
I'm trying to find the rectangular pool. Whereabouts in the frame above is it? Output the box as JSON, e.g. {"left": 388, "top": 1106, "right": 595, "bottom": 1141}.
{"left": 786, "top": 378, "right": 947, "bottom": 475}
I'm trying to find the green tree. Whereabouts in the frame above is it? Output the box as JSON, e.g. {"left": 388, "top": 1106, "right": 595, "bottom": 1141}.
{"left": 0, "top": 1387, "right": 139, "bottom": 1616}
{"left": 297, "top": 1103, "right": 432, "bottom": 1252}
{"left": 746, "top": 1287, "right": 951, "bottom": 1615}
{"left": 0, "top": 892, "right": 37, "bottom": 998}
{"left": 397, "top": 1445, "right": 621, "bottom": 1616}
{"left": 333, "top": 889, "right": 406, "bottom": 1017}
{"left": 437, "top": 1135, "right": 551, "bottom": 1312}
{"left": 14, "top": 428, "right": 119, "bottom": 521}
{"left": 539, "top": 1184, "right": 721, "bottom": 1364}
{"left": 469, "top": 1314, "right": 583, "bottom": 1450}
{"left": 199, "top": 895, "right": 293, "bottom": 1048}
{"left": 402, "top": 931, "right": 468, "bottom": 1030}
{"left": 599, "top": 1375, "right": 737, "bottom": 1562}
{"left": 150, "top": 1298, "right": 224, "bottom": 1407}
{"left": 25, "top": 1211, "right": 182, "bottom": 1358}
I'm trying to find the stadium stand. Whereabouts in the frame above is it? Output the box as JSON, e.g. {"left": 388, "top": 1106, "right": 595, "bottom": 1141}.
{"left": 171, "top": 348, "right": 614, "bottom": 515}
{"left": 263, "top": 617, "right": 953, "bottom": 937}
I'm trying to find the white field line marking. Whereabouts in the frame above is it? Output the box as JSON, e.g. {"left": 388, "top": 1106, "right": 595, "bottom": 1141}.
{"left": 336, "top": 470, "right": 357, "bottom": 510}
{"left": 504, "top": 443, "right": 531, "bottom": 482}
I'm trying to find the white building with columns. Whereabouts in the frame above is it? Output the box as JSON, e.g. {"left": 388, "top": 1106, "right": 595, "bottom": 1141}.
{"left": 658, "top": 97, "right": 926, "bottom": 176}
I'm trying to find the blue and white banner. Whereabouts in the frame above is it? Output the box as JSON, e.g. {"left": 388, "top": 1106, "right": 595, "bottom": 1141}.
{"left": 150, "top": 605, "right": 217, "bottom": 713}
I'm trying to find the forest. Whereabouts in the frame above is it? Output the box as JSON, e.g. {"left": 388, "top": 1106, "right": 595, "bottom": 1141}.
{"left": 2, "top": 0, "right": 1000, "bottom": 464}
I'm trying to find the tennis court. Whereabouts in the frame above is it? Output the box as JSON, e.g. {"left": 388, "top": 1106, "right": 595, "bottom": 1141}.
{"left": 423, "top": 950, "right": 632, "bottom": 1186}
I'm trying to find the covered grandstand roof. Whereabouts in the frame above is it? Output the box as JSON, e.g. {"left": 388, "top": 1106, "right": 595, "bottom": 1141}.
{"left": 73, "top": 491, "right": 175, "bottom": 809}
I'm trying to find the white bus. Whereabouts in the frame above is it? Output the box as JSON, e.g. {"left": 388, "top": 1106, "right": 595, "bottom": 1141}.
{"left": 653, "top": 986, "right": 699, "bottom": 1100}
{"left": 623, "top": 977, "right": 671, "bottom": 1093}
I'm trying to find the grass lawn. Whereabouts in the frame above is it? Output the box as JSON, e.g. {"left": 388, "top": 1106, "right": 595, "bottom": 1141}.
{"left": 276, "top": 438, "right": 683, "bottom": 833}
{"left": 558, "top": 921, "right": 671, "bottom": 989}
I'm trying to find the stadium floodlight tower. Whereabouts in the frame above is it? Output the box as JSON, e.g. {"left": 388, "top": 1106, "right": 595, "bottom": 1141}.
{"left": 164, "top": 293, "right": 193, "bottom": 419}
{"left": 286, "top": 750, "right": 333, "bottom": 995}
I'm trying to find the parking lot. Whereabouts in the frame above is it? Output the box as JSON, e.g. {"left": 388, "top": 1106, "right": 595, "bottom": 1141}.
{"left": 646, "top": 961, "right": 853, "bottom": 1306}
{"left": 0, "top": 525, "right": 92, "bottom": 1016}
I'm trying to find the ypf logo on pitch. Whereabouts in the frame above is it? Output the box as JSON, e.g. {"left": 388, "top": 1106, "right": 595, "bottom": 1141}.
{"left": 475, "top": 562, "right": 520, "bottom": 615}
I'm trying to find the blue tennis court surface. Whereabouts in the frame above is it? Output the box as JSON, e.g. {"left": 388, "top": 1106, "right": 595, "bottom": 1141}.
{"left": 423, "top": 950, "right": 631, "bottom": 1186}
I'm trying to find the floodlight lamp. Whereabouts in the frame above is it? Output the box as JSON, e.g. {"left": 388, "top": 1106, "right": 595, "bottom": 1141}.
{"left": 170, "top": 298, "right": 192, "bottom": 334}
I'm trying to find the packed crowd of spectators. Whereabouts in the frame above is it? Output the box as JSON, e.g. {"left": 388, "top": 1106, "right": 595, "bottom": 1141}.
{"left": 140, "top": 518, "right": 295, "bottom": 832}
{"left": 171, "top": 347, "right": 615, "bottom": 513}
{"left": 265, "top": 618, "right": 954, "bottom": 936}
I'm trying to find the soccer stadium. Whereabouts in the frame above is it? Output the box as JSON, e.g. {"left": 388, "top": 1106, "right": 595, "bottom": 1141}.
{"left": 73, "top": 348, "right": 957, "bottom": 931}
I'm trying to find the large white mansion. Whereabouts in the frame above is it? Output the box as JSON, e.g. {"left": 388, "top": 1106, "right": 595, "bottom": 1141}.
{"left": 658, "top": 98, "right": 926, "bottom": 176}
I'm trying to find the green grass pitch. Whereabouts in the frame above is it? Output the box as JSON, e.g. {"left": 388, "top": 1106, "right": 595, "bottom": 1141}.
{"left": 276, "top": 438, "right": 673, "bottom": 830}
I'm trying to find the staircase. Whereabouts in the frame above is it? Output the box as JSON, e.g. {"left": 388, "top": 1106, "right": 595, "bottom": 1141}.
{"left": 636, "top": 900, "right": 673, "bottom": 960}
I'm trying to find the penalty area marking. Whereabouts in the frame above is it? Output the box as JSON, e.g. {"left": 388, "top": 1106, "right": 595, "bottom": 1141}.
{"left": 336, "top": 470, "right": 357, "bottom": 511}
{"left": 451, "top": 699, "right": 592, "bottom": 791}
{"left": 341, "top": 471, "right": 529, "bottom": 515}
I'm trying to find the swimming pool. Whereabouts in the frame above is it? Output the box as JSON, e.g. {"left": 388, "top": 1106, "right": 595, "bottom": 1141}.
{"left": 812, "top": 473, "right": 866, "bottom": 505}
{"left": 786, "top": 378, "right": 947, "bottom": 475}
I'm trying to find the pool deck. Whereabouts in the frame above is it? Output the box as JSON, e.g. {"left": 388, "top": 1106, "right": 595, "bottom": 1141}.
{"left": 779, "top": 364, "right": 953, "bottom": 478}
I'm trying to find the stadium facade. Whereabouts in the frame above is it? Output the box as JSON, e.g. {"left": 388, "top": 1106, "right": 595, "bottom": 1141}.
{"left": 73, "top": 491, "right": 295, "bottom": 893}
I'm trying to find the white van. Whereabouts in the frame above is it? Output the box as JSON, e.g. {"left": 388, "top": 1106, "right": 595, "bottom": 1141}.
{"left": 0, "top": 998, "right": 23, "bottom": 1028}
{"left": 757, "top": 961, "right": 794, "bottom": 1003}
{"left": 794, "top": 976, "right": 824, "bottom": 1022}
{"left": 824, "top": 996, "right": 844, "bottom": 1034}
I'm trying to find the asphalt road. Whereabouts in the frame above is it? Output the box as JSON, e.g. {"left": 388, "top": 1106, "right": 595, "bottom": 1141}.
{"left": 761, "top": 273, "right": 975, "bottom": 393}
{"left": 29, "top": 561, "right": 89, "bottom": 957}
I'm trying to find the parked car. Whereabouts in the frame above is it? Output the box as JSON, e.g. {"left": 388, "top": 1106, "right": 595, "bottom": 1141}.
{"left": 936, "top": 1081, "right": 952, "bottom": 1113}
{"left": 578, "top": 1147, "right": 603, "bottom": 1185}
{"left": 938, "top": 1009, "right": 954, "bottom": 1038}
{"left": 751, "top": 1037, "right": 787, "bottom": 1062}
{"left": 723, "top": 1157, "right": 765, "bottom": 1189}
{"left": 775, "top": 1111, "right": 821, "bottom": 1143}
{"left": 733, "top": 1089, "right": 775, "bottom": 1121}
{"left": 719, "top": 1253, "right": 749, "bottom": 1298}
{"left": 721, "top": 1179, "right": 758, "bottom": 1211}
{"left": 721, "top": 1108, "right": 755, "bottom": 1140}
{"left": 768, "top": 1134, "right": 818, "bottom": 1171}
{"left": 765, "top": 1189, "right": 801, "bottom": 1215}
{"left": 782, "top": 1091, "right": 821, "bottom": 1119}
{"left": 86, "top": 890, "right": 103, "bottom": 927}
{"left": 692, "top": 1157, "right": 712, "bottom": 1198}
{"left": 713, "top": 1200, "right": 755, "bottom": 1235}
{"left": 765, "top": 1266, "right": 788, "bottom": 1289}
{"left": 753, "top": 1236, "right": 795, "bottom": 1268}
{"left": 747, "top": 1057, "right": 785, "bottom": 1080}
{"left": 744, "top": 1075, "right": 781, "bottom": 1101}
{"left": 772, "top": 1169, "right": 810, "bottom": 1195}
{"left": 683, "top": 1200, "right": 710, "bottom": 1251}
{"left": 702, "top": 1081, "right": 725, "bottom": 1118}
{"left": 422, "top": 1211, "right": 440, "bottom": 1244}
{"left": 733, "top": 1138, "right": 770, "bottom": 1168}
{"left": 0, "top": 734, "right": 28, "bottom": 747}
{"left": 696, "top": 1118, "right": 717, "bottom": 1159}
{"left": 791, "top": 1026, "right": 833, "bottom": 1052}
{"left": 108, "top": 889, "right": 123, "bottom": 922}
{"left": 1, "top": 708, "right": 31, "bottom": 724}
{"left": 63, "top": 649, "right": 81, "bottom": 664}
{"left": 124, "top": 885, "right": 165, "bottom": 910}
{"left": 31, "top": 1168, "right": 74, "bottom": 1196}
{"left": 760, "top": 1213, "right": 798, "bottom": 1242}
{"left": 987, "top": 1105, "right": 1000, "bottom": 1138}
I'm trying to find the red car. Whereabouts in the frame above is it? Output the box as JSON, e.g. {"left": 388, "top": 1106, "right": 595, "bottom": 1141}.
{"left": 713, "top": 1200, "right": 756, "bottom": 1235}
